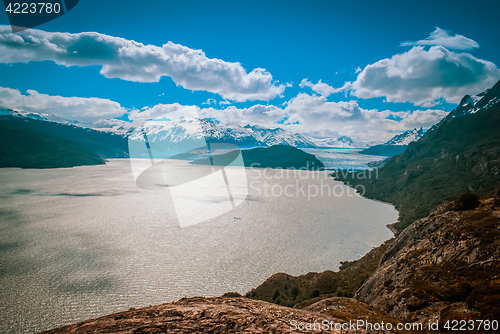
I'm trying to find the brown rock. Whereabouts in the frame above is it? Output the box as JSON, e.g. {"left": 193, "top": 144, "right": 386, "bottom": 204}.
{"left": 355, "top": 199, "right": 500, "bottom": 324}
{"left": 40, "top": 297, "right": 371, "bottom": 333}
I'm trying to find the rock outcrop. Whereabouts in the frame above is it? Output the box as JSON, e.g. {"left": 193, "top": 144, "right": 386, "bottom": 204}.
{"left": 355, "top": 196, "right": 500, "bottom": 324}
{"left": 40, "top": 296, "right": 369, "bottom": 334}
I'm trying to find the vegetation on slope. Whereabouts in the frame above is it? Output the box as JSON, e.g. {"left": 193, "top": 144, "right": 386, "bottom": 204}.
{"left": 245, "top": 239, "right": 393, "bottom": 308}
{"left": 355, "top": 192, "right": 500, "bottom": 325}
{"left": 0, "top": 116, "right": 128, "bottom": 168}
{"left": 360, "top": 144, "right": 407, "bottom": 157}
{"left": 192, "top": 145, "right": 325, "bottom": 170}
{"left": 333, "top": 107, "right": 500, "bottom": 232}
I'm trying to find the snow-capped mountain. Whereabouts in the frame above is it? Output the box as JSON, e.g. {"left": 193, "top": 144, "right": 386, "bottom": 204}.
{"left": 242, "top": 124, "right": 317, "bottom": 147}
{"left": 361, "top": 128, "right": 425, "bottom": 157}
{"left": 127, "top": 117, "right": 317, "bottom": 149}
{"left": 385, "top": 128, "right": 425, "bottom": 146}
{"left": 0, "top": 108, "right": 81, "bottom": 124}
{"left": 308, "top": 136, "right": 357, "bottom": 148}
{"left": 441, "top": 79, "right": 500, "bottom": 121}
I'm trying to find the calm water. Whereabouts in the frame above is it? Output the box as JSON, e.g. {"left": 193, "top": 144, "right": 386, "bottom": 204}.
{"left": 0, "top": 159, "right": 397, "bottom": 333}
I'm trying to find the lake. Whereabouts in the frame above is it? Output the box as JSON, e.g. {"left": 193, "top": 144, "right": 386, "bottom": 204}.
{"left": 0, "top": 159, "right": 397, "bottom": 333}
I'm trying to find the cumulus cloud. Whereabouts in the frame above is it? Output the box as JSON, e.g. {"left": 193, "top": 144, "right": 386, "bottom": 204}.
{"left": 401, "top": 27, "right": 479, "bottom": 50}
{"left": 128, "top": 103, "right": 200, "bottom": 124}
{"left": 202, "top": 98, "right": 217, "bottom": 105}
{"left": 299, "top": 79, "right": 340, "bottom": 97}
{"left": 344, "top": 46, "right": 500, "bottom": 105}
{"left": 0, "top": 86, "right": 126, "bottom": 125}
{"left": 0, "top": 25, "right": 286, "bottom": 102}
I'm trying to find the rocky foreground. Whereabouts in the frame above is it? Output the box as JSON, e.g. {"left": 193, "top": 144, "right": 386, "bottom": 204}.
{"left": 40, "top": 296, "right": 372, "bottom": 334}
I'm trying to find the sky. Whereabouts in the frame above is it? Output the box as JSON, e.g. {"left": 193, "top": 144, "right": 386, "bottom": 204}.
{"left": 1, "top": 0, "right": 500, "bottom": 146}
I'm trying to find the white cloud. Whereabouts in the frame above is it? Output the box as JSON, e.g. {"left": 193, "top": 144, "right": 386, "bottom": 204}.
{"left": 343, "top": 46, "right": 500, "bottom": 105}
{"left": 202, "top": 98, "right": 217, "bottom": 105}
{"left": 0, "top": 86, "right": 126, "bottom": 126}
{"left": 0, "top": 26, "right": 286, "bottom": 102}
{"left": 299, "top": 79, "right": 340, "bottom": 97}
{"left": 401, "top": 27, "right": 479, "bottom": 50}
{"left": 355, "top": 67, "right": 362, "bottom": 73}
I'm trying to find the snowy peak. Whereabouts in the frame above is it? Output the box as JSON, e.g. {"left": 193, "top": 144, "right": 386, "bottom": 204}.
{"left": 308, "top": 136, "right": 357, "bottom": 148}
{"left": 128, "top": 118, "right": 317, "bottom": 148}
{"left": 385, "top": 128, "right": 425, "bottom": 146}
{"left": 0, "top": 108, "right": 80, "bottom": 124}
{"left": 447, "top": 79, "right": 500, "bottom": 119}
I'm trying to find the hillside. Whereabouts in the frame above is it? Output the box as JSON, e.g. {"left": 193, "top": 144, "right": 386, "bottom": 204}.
{"left": 356, "top": 193, "right": 500, "bottom": 324}
{"left": 246, "top": 240, "right": 394, "bottom": 307}
{"left": 191, "top": 145, "right": 325, "bottom": 170}
{"left": 0, "top": 115, "right": 128, "bottom": 168}
{"left": 360, "top": 145, "right": 407, "bottom": 157}
{"left": 334, "top": 80, "right": 500, "bottom": 232}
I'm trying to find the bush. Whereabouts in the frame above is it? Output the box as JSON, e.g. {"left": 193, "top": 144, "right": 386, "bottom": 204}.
{"left": 309, "top": 289, "right": 320, "bottom": 298}
{"left": 453, "top": 193, "right": 480, "bottom": 211}
{"left": 222, "top": 291, "right": 242, "bottom": 298}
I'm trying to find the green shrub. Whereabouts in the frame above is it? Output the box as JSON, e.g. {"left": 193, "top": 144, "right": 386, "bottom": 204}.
{"left": 453, "top": 193, "right": 480, "bottom": 211}
{"left": 309, "top": 289, "right": 320, "bottom": 298}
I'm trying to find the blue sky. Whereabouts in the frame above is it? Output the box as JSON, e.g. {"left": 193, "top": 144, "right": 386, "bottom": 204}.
{"left": 1, "top": 0, "right": 500, "bottom": 145}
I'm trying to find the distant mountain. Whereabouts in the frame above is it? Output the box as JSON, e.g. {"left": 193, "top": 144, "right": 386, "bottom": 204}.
{"left": 0, "top": 107, "right": 81, "bottom": 124}
{"left": 385, "top": 128, "right": 425, "bottom": 146}
{"left": 0, "top": 112, "right": 128, "bottom": 168}
{"left": 361, "top": 128, "right": 425, "bottom": 157}
{"left": 127, "top": 118, "right": 318, "bottom": 151}
{"left": 334, "top": 79, "right": 500, "bottom": 232}
{"left": 191, "top": 145, "right": 324, "bottom": 170}
{"left": 308, "top": 136, "right": 357, "bottom": 148}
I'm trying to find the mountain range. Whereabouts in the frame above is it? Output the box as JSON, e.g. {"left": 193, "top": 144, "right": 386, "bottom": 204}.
{"left": 126, "top": 118, "right": 318, "bottom": 150}
{"left": 307, "top": 136, "right": 357, "bottom": 148}
{"left": 0, "top": 106, "right": 367, "bottom": 169}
